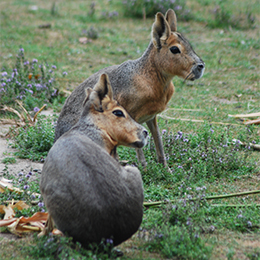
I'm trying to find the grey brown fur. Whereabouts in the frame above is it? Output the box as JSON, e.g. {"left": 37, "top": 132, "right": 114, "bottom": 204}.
{"left": 40, "top": 74, "right": 147, "bottom": 247}
{"left": 55, "top": 9, "right": 205, "bottom": 167}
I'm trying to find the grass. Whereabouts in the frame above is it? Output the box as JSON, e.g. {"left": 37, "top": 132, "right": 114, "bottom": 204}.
{"left": 0, "top": 0, "right": 260, "bottom": 259}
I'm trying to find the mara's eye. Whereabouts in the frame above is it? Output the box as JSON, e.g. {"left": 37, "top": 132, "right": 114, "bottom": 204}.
{"left": 112, "top": 110, "right": 125, "bottom": 118}
{"left": 170, "top": 46, "right": 181, "bottom": 54}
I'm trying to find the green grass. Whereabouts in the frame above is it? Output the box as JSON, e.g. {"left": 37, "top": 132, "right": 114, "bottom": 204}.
{"left": 0, "top": 0, "right": 260, "bottom": 259}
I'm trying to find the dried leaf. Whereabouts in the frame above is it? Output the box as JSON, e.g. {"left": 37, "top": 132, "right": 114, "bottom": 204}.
{"left": 12, "top": 201, "right": 30, "bottom": 211}
{"left": 0, "top": 212, "right": 49, "bottom": 236}
{"left": 0, "top": 179, "right": 23, "bottom": 194}
{"left": 3, "top": 204, "right": 15, "bottom": 220}
{"left": 79, "top": 37, "right": 92, "bottom": 44}
{"left": 52, "top": 229, "right": 63, "bottom": 235}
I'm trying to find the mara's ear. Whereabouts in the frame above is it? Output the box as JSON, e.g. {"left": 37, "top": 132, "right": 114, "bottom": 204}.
{"left": 93, "top": 73, "right": 113, "bottom": 102}
{"left": 165, "top": 9, "right": 177, "bottom": 32}
{"left": 90, "top": 73, "right": 114, "bottom": 111}
{"left": 152, "top": 12, "right": 171, "bottom": 50}
{"left": 82, "top": 88, "right": 93, "bottom": 107}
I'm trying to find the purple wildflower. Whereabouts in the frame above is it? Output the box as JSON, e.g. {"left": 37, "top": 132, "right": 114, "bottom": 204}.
{"left": 1, "top": 82, "right": 6, "bottom": 87}
{"left": 177, "top": 165, "right": 183, "bottom": 169}
{"left": 23, "top": 185, "right": 29, "bottom": 190}
{"left": 63, "top": 71, "right": 68, "bottom": 76}
{"left": 175, "top": 5, "right": 182, "bottom": 10}
{"left": 38, "top": 202, "right": 44, "bottom": 207}
{"left": 18, "top": 172, "right": 23, "bottom": 176}
{"left": 24, "top": 60, "right": 30, "bottom": 65}
{"left": 106, "top": 238, "right": 113, "bottom": 244}
{"left": 0, "top": 88, "right": 5, "bottom": 92}
{"left": 32, "top": 58, "right": 38, "bottom": 63}
{"left": 237, "top": 214, "right": 243, "bottom": 219}
{"left": 27, "top": 84, "right": 32, "bottom": 88}
{"left": 36, "top": 83, "right": 42, "bottom": 90}
{"left": 19, "top": 48, "right": 24, "bottom": 52}
{"left": 162, "top": 129, "right": 167, "bottom": 134}
{"left": 247, "top": 221, "right": 252, "bottom": 227}
{"left": 51, "top": 89, "right": 57, "bottom": 96}
{"left": 25, "top": 89, "right": 33, "bottom": 94}
{"left": 34, "top": 107, "right": 40, "bottom": 112}
{"left": 51, "top": 65, "right": 57, "bottom": 69}
{"left": 1, "top": 72, "right": 7, "bottom": 77}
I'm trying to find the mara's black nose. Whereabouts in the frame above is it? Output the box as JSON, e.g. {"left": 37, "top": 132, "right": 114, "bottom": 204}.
{"left": 197, "top": 63, "right": 205, "bottom": 71}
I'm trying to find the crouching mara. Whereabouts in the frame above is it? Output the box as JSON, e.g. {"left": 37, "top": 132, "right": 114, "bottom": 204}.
{"left": 40, "top": 74, "right": 148, "bottom": 248}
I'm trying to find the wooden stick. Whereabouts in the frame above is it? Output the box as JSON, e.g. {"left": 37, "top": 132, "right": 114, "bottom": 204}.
{"left": 33, "top": 104, "right": 47, "bottom": 122}
{"left": 228, "top": 112, "right": 260, "bottom": 118}
{"left": 2, "top": 106, "right": 25, "bottom": 121}
{"left": 143, "top": 190, "right": 260, "bottom": 207}
{"left": 244, "top": 118, "right": 260, "bottom": 125}
{"left": 211, "top": 204, "right": 260, "bottom": 208}
{"left": 205, "top": 190, "right": 260, "bottom": 200}
{"left": 233, "top": 139, "right": 260, "bottom": 151}
{"left": 163, "top": 108, "right": 203, "bottom": 111}
{"left": 159, "top": 114, "right": 241, "bottom": 126}
{"left": 15, "top": 100, "right": 33, "bottom": 124}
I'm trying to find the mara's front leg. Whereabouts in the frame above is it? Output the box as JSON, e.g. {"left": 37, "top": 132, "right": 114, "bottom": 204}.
{"left": 146, "top": 116, "right": 167, "bottom": 167}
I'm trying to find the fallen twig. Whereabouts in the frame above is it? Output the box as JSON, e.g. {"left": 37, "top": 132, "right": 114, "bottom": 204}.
{"left": 228, "top": 112, "right": 260, "bottom": 118}
{"left": 2, "top": 106, "right": 25, "bottom": 121}
{"left": 244, "top": 118, "right": 260, "bottom": 125}
{"left": 15, "top": 100, "right": 33, "bottom": 124}
{"left": 233, "top": 139, "right": 260, "bottom": 151}
{"left": 210, "top": 204, "right": 260, "bottom": 208}
{"left": 143, "top": 190, "right": 260, "bottom": 208}
{"left": 159, "top": 114, "right": 241, "bottom": 126}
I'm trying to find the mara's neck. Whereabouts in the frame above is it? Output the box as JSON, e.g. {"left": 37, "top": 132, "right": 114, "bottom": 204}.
{"left": 135, "top": 41, "right": 173, "bottom": 88}
{"left": 76, "top": 122, "right": 117, "bottom": 156}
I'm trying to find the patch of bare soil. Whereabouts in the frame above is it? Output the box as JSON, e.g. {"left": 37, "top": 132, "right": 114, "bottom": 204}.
{"left": 0, "top": 127, "right": 43, "bottom": 177}
{"left": 0, "top": 109, "right": 55, "bottom": 178}
{"left": 0, "top": 124, "right": 43, "bottom": 241}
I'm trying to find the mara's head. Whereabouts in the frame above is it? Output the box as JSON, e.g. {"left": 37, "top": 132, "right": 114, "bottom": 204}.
{"left": 81, "top": 74, "right": 148, "bottom": 151}
{"left": 152, "top": 9, "right": 205, "bottom": 81}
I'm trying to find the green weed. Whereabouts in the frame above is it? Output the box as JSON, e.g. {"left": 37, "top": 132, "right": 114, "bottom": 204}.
{"left": 1, "top": 157, "right": 16, "bottom": 164}
{"left": 122, "top": 0, "right": 192, "bottom": 20}
{"left": 9, "top": 115, "right": 57, "bottom": 161}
